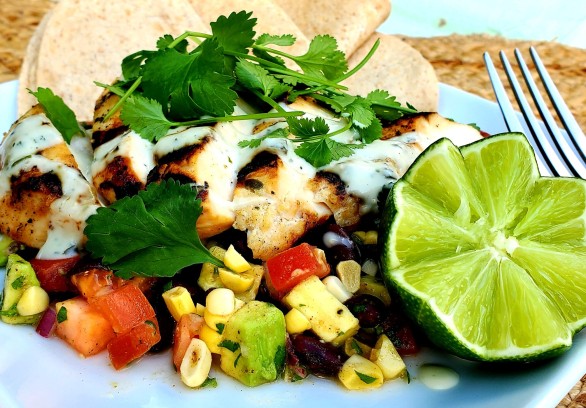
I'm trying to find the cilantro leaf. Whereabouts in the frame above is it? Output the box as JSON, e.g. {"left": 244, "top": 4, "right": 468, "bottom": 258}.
{"left": 255, "top": 34, "right": 295, "bottom": 47}
{"left": 156, "top": 34, "right": 188, "bottom": 53}
{"left": 293, "top": 35, "right": 347, "bottom": 80}
{"left": 29, "top": 88, "right": 84, "bottom": 143}
{"left": 366, "top": 89, "right": 408, "bottom": 122}
{"left": 238, "top": 127, "right": 289, "bottom": 149}
{"left": 120, "top": 95, "right": 172, "bottom": 142}
{"left": 355, "top": 117, "right": 382, "bottom": 144}
{"left": 141, "top": 40, "right": 237, "bottom": 120}
{"left": 235, "top": 59, "right": 290, "bottom": 99}
{"left": 84, "top": 179, "right": 222, "bottom": 279}
{"left": 295, "top": 138, "right": 359, "bottom": 168}
{"left": 355, "top": 370, "right": 377, "bottom": 384}
{"left": 218, "top": 339, "right": 240, "bottom": 352}
{"left": 287, "top": 116, "right": 329, "bottom": 138}
{"left": 210, "top": 11, "right": 256, "bottom": 55}
{"left": 57, "top": 306, "right": 68, "bottom": 323}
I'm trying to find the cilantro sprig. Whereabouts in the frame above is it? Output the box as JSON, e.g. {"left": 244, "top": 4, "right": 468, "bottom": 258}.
{"left": 97, "top": 10, "right": 417, "bottom": 167}
{"left": 29, "top": 88, "right": 85, "bottom": 144}
{"left": 84, "top": 179, "right": 223, "bottom": 279}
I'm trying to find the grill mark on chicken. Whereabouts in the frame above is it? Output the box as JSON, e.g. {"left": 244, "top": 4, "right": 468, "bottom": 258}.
{"left": 237, "top": 151, "right": 279, "bottom": 182}
{"left": 95, "top": 156, "right": 144, "bottom": 201}
{"left": 0, "top": 167, "right": 63, "bottom": 248}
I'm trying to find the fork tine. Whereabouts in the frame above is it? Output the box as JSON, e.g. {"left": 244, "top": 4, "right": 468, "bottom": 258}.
{"left": 529, "top": 47, "right": 586, "bottom": 162}
{"left": 499, "top": 50, "right": 574, "bottom": 177}
{"left": 514, "top": 48, "right": 586, "bottom": 178}
{"left": 483, "top": 52, "right": 554, "bottom": 177}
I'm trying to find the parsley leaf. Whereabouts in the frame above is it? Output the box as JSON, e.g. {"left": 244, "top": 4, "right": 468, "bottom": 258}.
{"left": 366, "top": 89, "right": 412, "bottom": 122}
{"left": 84, "top": 179, "right": 222, "bottom": 279}
{"left": 29, "top": 88, "right": 84, "bottom": 143}
{"left": 238, "top": 127, "right": 289, "bottom": 149}
{"left": 355, "top": 117, "right": 383, "bottom": 144}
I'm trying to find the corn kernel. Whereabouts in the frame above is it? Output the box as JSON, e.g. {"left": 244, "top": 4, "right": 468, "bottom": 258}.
{"left": 203, "top": 308, "right": 229, "bottom": 332}
{"left": 205, "top": 288, "right": 235, "bottom": 316}
{"left": 199, "top": 323, "right": 223, "bottom": 354}
{"left": 370, "top": 334, "right": 406, "bottom": 380}
{"left": 322, "top": 275, "right": 352, "bottom": 303}
{"left": 344, "top": 337, "right": 373, "bottom": 358}
{"left": 218, "top": 268, "right": 254, "bottom": 293}
{"left": 180, "top": 338, "right": 212, "bottom": 387}
{"left": 338, "top": 354, "right": 384, "bottom": 390}
{"left": 198, "top": 246, "right": 226, "bottom": 291}
{"left": 285, "top": 308, "right": 312, "bottom": 334}
{"left": 195, "top": 303, "right": 206, "bottom": 316}
{"left": 16, "top": 286, "right": 49, "bottom": 316}
{"left": 364, "top": 230, "right": 378, "bottom": 245}
{"left": 162, "top": 286, "right": 197, "bottom": 321}
{"left": 223, "top": 245, "right": 251, "bottom": 273}
{"left": 234, "top": 297, "right": 245, "bottom": 311}
{"left": 336, "top": 260, "right": 361, "bottom": 293}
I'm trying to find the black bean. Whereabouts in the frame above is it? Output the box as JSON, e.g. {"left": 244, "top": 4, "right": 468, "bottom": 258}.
{"left": 345, "top": 294, "right": 386, "bottom": 328}
{"left": 322, "top": 224, "right": 360, "bottom": 265}
{"left": 292, "top": 334, "right": 345, "bottom": 377}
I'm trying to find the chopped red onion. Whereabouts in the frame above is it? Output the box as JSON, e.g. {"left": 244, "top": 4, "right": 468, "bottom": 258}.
{"left": 36, "top": 307, "right": 57, "bottom": 338}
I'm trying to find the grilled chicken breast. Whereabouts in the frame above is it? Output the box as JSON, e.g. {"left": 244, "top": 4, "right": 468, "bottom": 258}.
{"left": 1, "top": 93, "right": 480, "bottom": 261}
{"left": 0, "top": 105, "right": 100, "bottom": 258}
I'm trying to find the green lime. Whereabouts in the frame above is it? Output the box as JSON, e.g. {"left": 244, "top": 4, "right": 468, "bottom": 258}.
{"left": 380, "top": 132, "right": 586, "bottom": 362}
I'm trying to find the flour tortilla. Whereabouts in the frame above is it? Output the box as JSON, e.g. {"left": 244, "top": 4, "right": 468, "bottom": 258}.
{"left": 17, "top": 9, "right": 52, "bottom": 117}
{"left": 273, "top": 0, "right": 391, "bottom": 56}
{"left": 342, "top": 33, "right": 439, "bottom": 112}
{"left": 33, "top": 0, "right": 209, "bottom": 123}
{"left": 188, "top": 0, "right": 310, "bottom": 66}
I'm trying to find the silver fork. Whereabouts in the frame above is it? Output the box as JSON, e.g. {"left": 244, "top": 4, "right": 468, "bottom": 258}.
{"left": 483, "top": 47, "right": 586, "bottom": 178}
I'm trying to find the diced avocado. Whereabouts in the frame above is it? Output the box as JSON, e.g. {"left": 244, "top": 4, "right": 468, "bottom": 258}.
{"left": 0, "top": 235, "right": 19, "bottom": 267}
{"left": 1, "top": 254, "right": 43, "bottom": 325}
{"left": 219, "top": 301, "right": 286, "bottom": 387}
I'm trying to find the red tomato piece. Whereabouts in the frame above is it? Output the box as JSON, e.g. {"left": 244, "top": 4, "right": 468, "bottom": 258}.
{"left": 54, "top": 297, "right": 115, "bottom": 357}
{"left": 90, "top": 283, "right": 155, "bottom": 333}
{"left": 107, "top": 318, "right": 161, "bottom": 370}
{"left": 30, "top": 256, "right": 80, "bottom": 292}
{"left": 172, "top": 313, "right": 205, "bottom": 371}
{"left": 71, "top": 268, "right": 124, "bottom": 298}
{"left": 265, "top": 243, "right": 330, "bottom": 299}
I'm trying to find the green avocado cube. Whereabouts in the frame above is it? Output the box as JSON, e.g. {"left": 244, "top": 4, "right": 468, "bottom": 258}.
{"left": 1, "top": 254, "right": 43, "bottom": 325}
{"left": 219, "top": 300, "right": 286, "bottom": 387}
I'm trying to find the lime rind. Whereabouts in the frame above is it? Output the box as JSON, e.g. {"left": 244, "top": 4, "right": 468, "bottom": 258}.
{"left": 381, "top": 132, "right": 586, "bottom": 362}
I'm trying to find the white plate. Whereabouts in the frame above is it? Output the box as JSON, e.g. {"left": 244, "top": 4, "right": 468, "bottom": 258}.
{"left": 0, "top": 79, "right": 585, "bottom": 408}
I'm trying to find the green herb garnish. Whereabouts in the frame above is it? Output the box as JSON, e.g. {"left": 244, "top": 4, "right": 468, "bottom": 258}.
{"left": 218, "top": 339, "right": 240, "bottom": 353}
{"left": 84, "top": 179, "right": 223, "bottom": 279}
{"left": 355, "top": 370, "right": 377, "bottom": 384}
{"left": 11, "top": 276, "right": 25, "bottom": 290}
{"left": 29, "top": 87, "right": 85, "bottom": 144}
{"left": 57, "top": 306, "right": 68, "bottom": 323}
{"left": 215, "top": 323, "right": 225, "bottom": 334}
{"left": 97, "top": 10, "right": 416, "bottom": 167}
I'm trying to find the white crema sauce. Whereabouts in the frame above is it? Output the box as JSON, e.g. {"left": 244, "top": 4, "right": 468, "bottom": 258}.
{"left": 0, "top": 113, "right": 99, "bottom": 259}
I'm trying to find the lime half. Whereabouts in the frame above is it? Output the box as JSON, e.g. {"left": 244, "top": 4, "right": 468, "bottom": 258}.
{"left": 381, "top": 133, "right": 586, "bottom": 362}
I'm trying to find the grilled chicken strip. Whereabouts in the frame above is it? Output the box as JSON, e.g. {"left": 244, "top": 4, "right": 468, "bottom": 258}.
{"left": 90, "top": 93, "right": 481, "bottom": 260}
{"left": 0, "top": 105, "right": 100, "bottom": 258}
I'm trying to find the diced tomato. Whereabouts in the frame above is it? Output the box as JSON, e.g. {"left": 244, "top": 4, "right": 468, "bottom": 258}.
{"left": 265, "top": 243, "right": 330, "bottom": 299}
{"left": 172, "top": 313, "right": 205, "bottom": 371}
{"left": 90, "top": 283, "right": 155, "bottom": 333}
{"left": 30, "top": 256, "right": 80, "bottom": 292}
{"left": 107, "top": 318, "right": 161, "bottom": 370}
{"left": 54, "top": 297, "right": 115, "bottom": 357}
{"left": 71, "top": 268, "right": 125, "bottom": 299}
